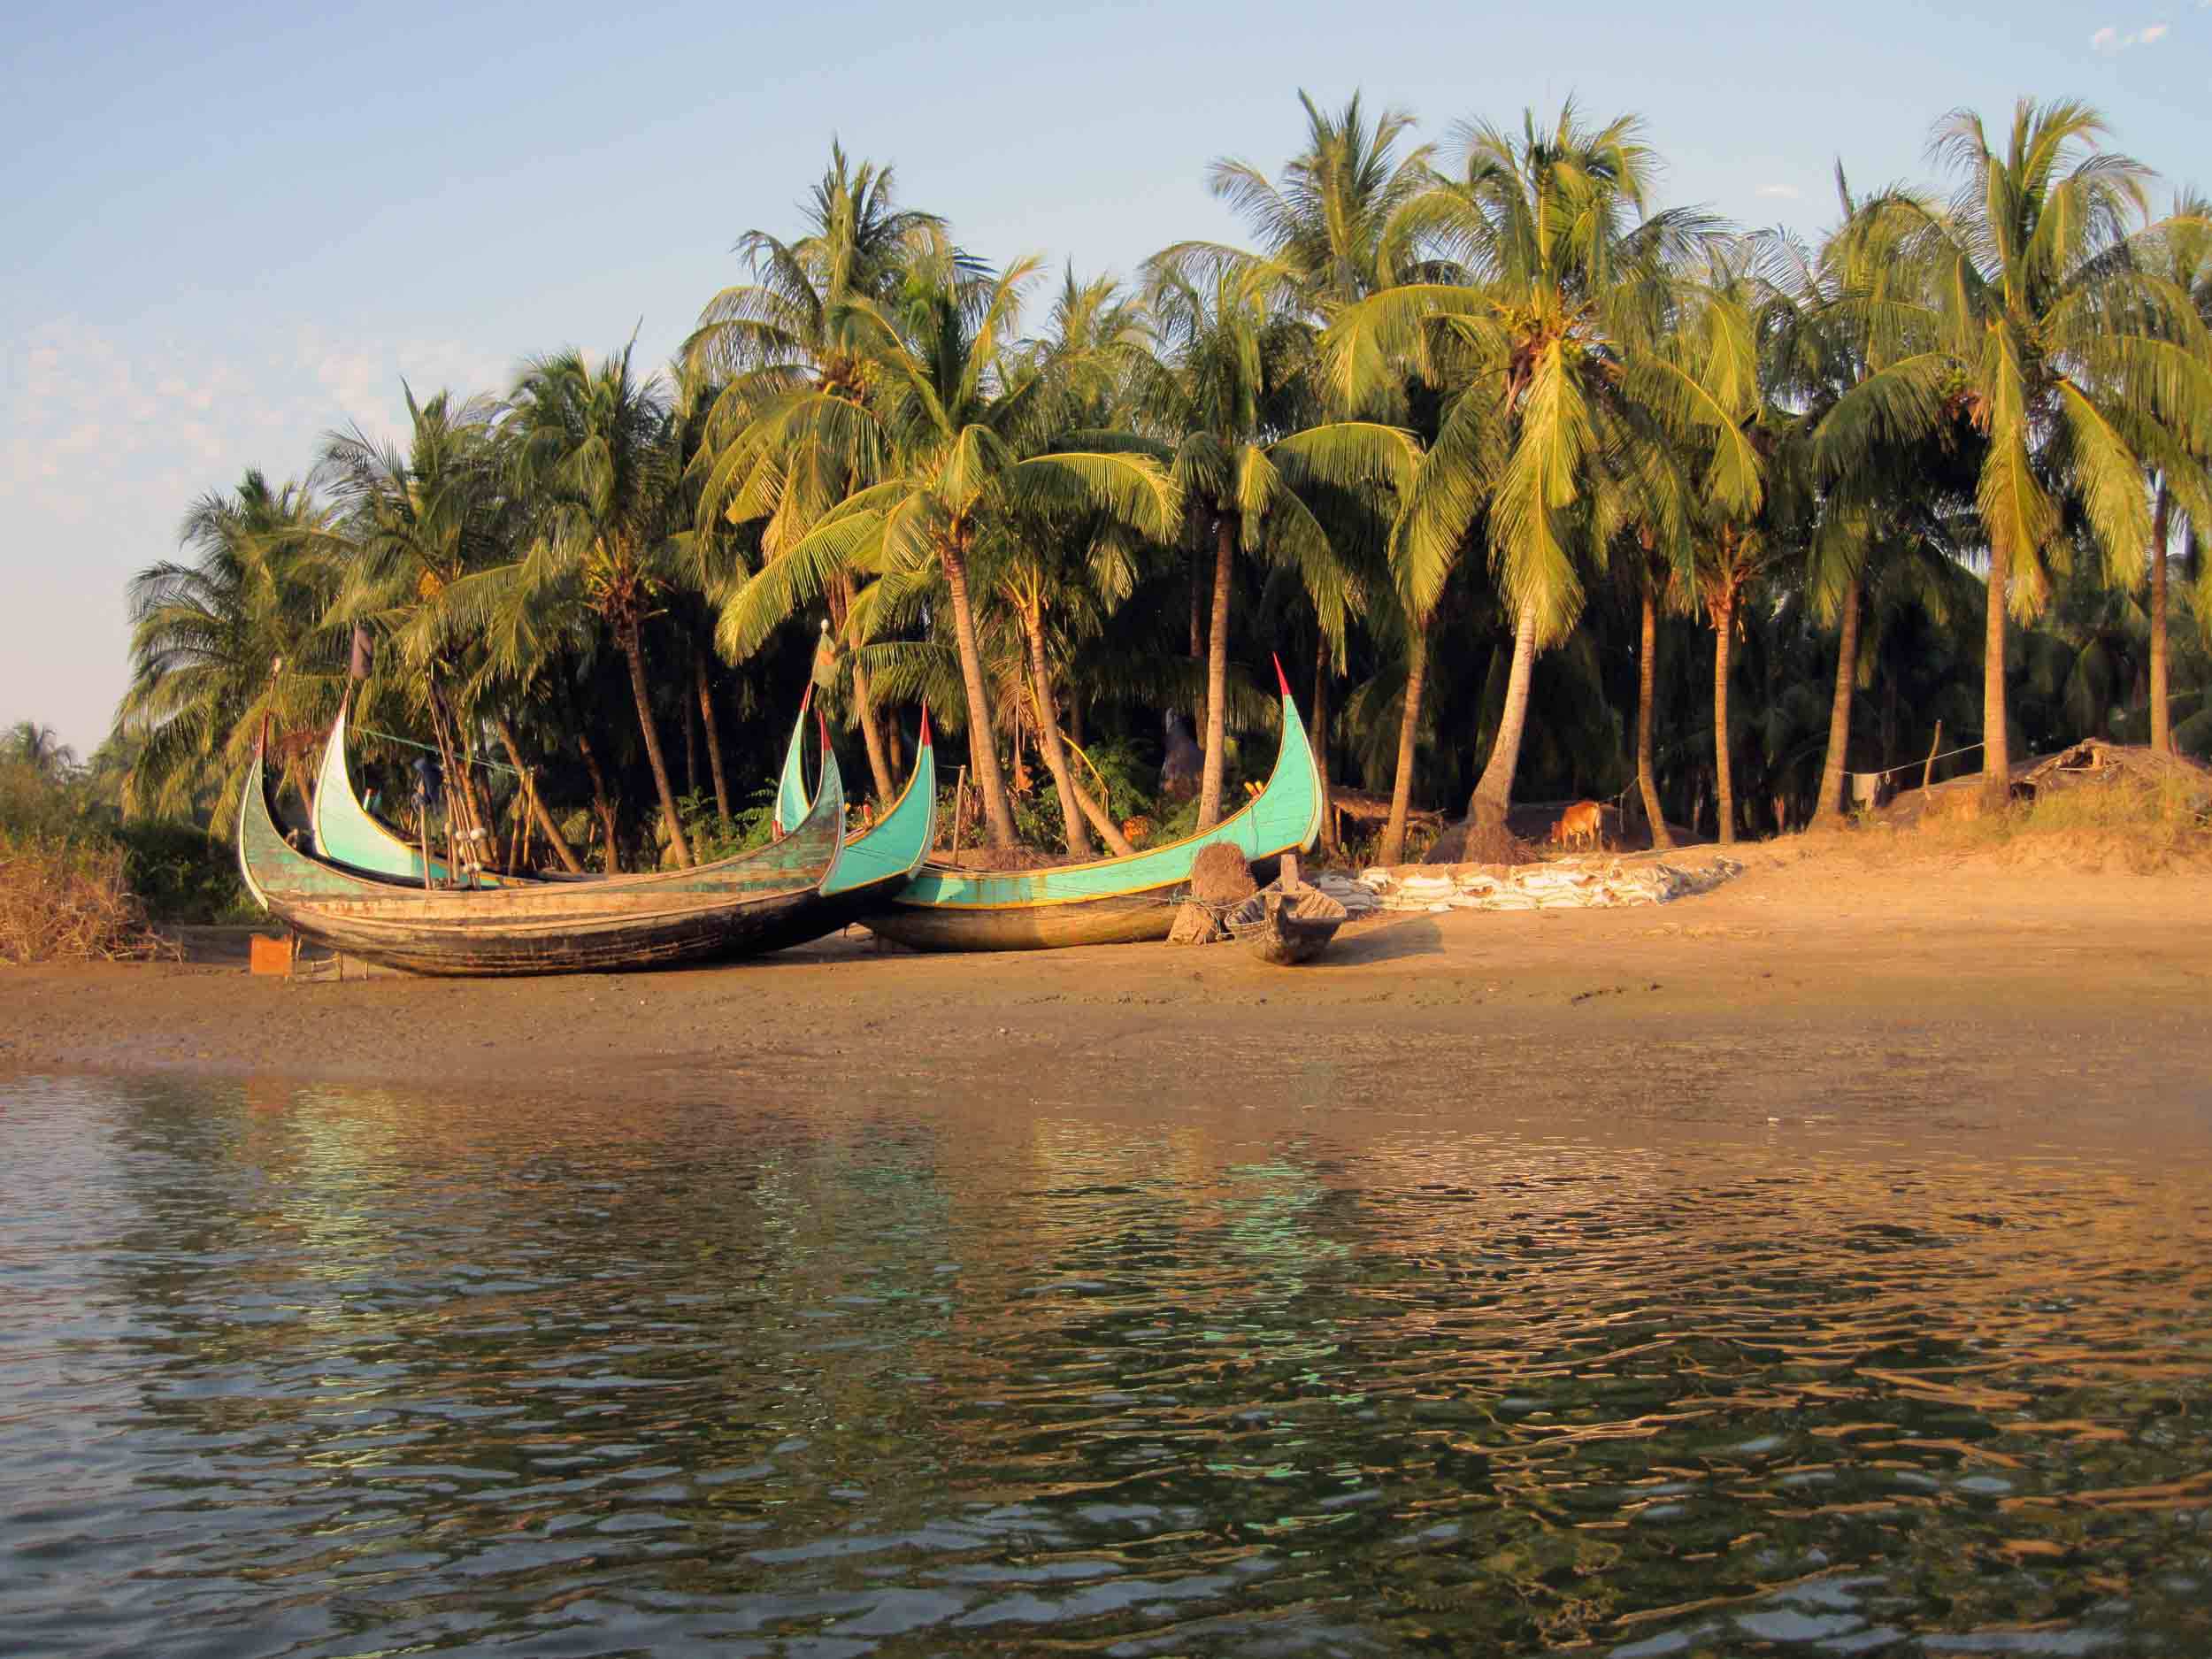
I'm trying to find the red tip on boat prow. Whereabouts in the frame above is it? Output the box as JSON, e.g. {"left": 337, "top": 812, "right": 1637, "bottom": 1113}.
{"left": 918, "top": 703, "right": 933, "bottom": 746}
{"left": 1272, "top": 653, "right": 1292, "bottom": 698}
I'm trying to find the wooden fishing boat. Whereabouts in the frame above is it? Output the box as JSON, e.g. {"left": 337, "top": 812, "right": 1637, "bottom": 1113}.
{"left": 239, "top": 725, "right": 848, "bottom": 976}
{"left": 1225, "top": 882, "right": 1348, "bottom": 964}
{"left": 310, "top": 696, "right": 532, "bottom": 887}
{"left": 862, "top": 665, "right": 1324, "bottom": 952}
{"left": 749, "top": 703, "right": 938, "bottom": 951}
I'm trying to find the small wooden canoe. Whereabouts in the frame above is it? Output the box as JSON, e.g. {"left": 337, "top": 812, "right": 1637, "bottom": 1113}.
{"left": 863, "top": 664, "right": 1324, "bottom": 953}
{"left": 1225, "top": 883, "right": 1348, "bottom": 964}
{"left": 239, "top": 723, "right": 848, "bottom": 976}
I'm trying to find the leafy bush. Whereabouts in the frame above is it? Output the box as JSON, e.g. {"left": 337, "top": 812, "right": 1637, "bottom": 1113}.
{"left": 1063, "top": 736, "right": 1158, "bottom": 825}
{"left": 114, "top": 819, "right": 249, "bottom": 924}
{"left": 680, "top": 787, "right": 778, "bottom": 864}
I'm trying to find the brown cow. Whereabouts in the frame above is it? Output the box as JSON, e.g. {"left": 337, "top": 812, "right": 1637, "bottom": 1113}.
{"left": 1548, "top": 800, "right": 1605, "bottom": 854}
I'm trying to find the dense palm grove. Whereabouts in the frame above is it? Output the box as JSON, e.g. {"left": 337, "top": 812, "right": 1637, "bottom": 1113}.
{"left": 76, "top": 96, "right": 2212, "bottom": 872}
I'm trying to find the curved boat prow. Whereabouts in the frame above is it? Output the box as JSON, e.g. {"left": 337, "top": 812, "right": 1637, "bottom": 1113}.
{"left": 311, "top": 698, "right": 517, "bottom": 887}
{"left": 772, "top": 685, "right": 815, "bottom": 838}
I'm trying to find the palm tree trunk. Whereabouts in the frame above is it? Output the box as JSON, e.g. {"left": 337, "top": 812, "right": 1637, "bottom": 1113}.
{"left": 939, "top": 540, "right": 1018, "bottom": 849}
{"left": 1062, "top": 758, "right": 1138, "bottom": 856}
{"left": 1189, "top": 546, "right": 1205, "bottom": 656}
{"left": 2149, "top": 482, "right": 2172, "bottom": 756}
{"left": 1379, "top": 625, "right": 1428, "bottom": 866}
{"left": 1468, "top": 606, "right": 1540, "bottom": 830}
{"left": 492, "top": 714, "right": 586, "bottom": 874}
{"left": 835, "top": 572, "right": 898, "bottom": 803}
{"left": 576, "top": 729, "right": 618, "bottom": 872}
{"left": 682, "top": 675, "right": 700, "bottom": 798}
{"left": 1313, "top": 632, "right": 1338, "bottom": 856}
{"left": 695, "top": 653, "right": 732, "bottom": 820}
{"left": 1636, "top": 577, "right": 1673, "bottom": 850}
{"left": 620, "top": 626, "right": 692, "bottom": 868}
{"left": 1981, "top": 539, "right": 2011, "bottom": 811}
{"left": 1197, "top": 511, "right": 1237, "bottom": 830}
{"left": 1809, "top": 573, "right": 1863, "bottom": 830}
{"left": 1711, "top": 587, "right": 1737, "bottom": 846}
{"left": 1019, "top": 602, "right": 1094, "bottom": 858}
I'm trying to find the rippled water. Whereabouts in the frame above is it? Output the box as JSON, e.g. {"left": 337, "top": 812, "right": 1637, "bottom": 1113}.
{"left": 3, "top": 1074, "right": 2209, "bottom": 1657}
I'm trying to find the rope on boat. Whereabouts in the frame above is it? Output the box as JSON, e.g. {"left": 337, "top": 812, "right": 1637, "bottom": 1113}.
{"left": 354, "top": 725, "right": 521, "bottom": 778}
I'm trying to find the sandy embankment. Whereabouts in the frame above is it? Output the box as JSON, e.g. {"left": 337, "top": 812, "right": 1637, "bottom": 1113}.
{"left": 3, "top": 836, "right": 2208, "bottom": 1140}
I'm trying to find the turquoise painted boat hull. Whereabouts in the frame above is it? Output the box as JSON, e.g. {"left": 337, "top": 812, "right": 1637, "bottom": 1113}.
{"left": 863, "top": 681, "right": 1324, "bottom": 953}
{"left": 240, "top": 728, "right": 849, "bottom": 976}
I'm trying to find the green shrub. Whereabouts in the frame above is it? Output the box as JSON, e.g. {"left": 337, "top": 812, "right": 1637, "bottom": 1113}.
{"left": 114, "top": 819, "right": 248, "bottom": 924}
{"left": 680, "top": 787, "right": 778, "bottom": 864}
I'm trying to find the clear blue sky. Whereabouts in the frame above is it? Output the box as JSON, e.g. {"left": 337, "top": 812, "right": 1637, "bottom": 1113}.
{"left": 4, "top": 0, "right": 2203, "bottom": 755}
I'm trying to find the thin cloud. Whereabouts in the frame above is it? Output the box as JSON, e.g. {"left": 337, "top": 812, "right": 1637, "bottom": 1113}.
{"left": 1756, "top": 183, "right": 1802, "bottom": 200}
{"left": 2091, "top": 20, "right": 2170, "bottom": 50}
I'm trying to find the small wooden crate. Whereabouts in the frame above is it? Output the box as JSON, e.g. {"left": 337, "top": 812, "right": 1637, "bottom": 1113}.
{"left": 249, "top": 934, "right": 295, "bottom": 976}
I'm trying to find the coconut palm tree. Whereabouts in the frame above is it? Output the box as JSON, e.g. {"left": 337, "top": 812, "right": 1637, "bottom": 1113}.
{"left": 689, "top": 144, "right": 960, "bottom": 803}
{"left": 117, "top": 470, "right": 342, "bottom": 823}
{"left": 1154, "top": 92, "right": 1433, "bottom": 835}
{"left": 1325, "top": 105, "right": 1751, "bottom": 851}
{"left": 2118, "top": 196, "right": 2212, "bottom": 756}
{"left": 493, "top": 345, "right": 696, "bottom": 865}
{"left": 1662, "top": 249, "right": 1783, "bottom": 845}
{"left": 4, "top": 722, "right": 75, "bottom": 779}
{"left": 1141, "top": 253, "right": 1418, "bottom": 830}
{"left": 772, "top": 254, "right": 1181, "bottom": 849}
{"left": 1757, "top": 170, "right": 1957, "bottom": 829}
{"left": 1179, "top": 89, "right": 1438, "bottom": 316}
{"left": 1816, "top": 100, "right": 2212, "bottom": 809}
{"left": 316, "top": 388, "right": 584, "bottom": 873}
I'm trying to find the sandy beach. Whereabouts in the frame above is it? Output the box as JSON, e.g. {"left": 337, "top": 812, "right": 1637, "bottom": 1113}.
{"left": 4, "top": 835, "right": 2207, "bottom": 1143}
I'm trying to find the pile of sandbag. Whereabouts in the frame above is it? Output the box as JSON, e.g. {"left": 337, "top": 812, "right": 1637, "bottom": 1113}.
{"left": 1355, "top": 856, "right": 1743, "bottom": 913}
{"left": 1308, "top": 871, "right": 1383, "bottom": 918}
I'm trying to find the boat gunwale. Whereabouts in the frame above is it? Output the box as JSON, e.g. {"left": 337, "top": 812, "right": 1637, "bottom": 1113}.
{"left": 889, "top": 688, "right": 1319, "bottom": 912}
{"left": 243, "top": 721, "right": 848, "bottom": 909}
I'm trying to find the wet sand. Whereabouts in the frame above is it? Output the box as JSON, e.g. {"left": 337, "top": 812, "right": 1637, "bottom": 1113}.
{"left": 4, "top": 840, "right": 2208, "bottom": 1143}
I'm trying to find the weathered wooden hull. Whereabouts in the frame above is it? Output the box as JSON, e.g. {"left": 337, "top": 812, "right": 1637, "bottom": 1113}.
{"left": 240, "top": 728, "right": 847, "bottom": 977}
{"left": 865, "top": 885, "right": 1189, "bottom": 953}
{"left": 1226, "top": 888, "right": 1346, "bottom": 964}
{"left": 864, "top": 673, "right": 1323, "bottom": 955}
{"left": 268, "top": 886, "right": 839, "bottom": 975}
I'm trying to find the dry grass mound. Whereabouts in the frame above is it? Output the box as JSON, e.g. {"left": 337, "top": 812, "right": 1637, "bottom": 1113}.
{"left": 1190, "top": 842, "right": 1259, "bottom": 903}
{"left": 1421, "top": 818, "right": 1541, "bottom": 867}
{"left": 1855, "top": 746, "right": 2212, "bottom": 874}
{"left": 1, "top": 834, "right": 169, "bottom": 965}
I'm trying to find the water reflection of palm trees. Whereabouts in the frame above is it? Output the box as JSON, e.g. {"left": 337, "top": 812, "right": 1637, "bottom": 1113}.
{"left": 26, "top": 1075, "right": 2208, "bottom": 1656}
